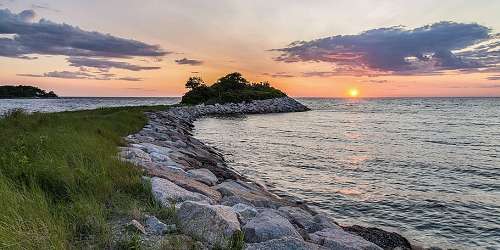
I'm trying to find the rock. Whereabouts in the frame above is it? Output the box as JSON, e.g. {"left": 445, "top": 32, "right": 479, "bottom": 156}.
{"left": 245, "top": 236, "right": 326, "bottom": 250}
{"left": 151, "top": 177, "right": 214, "bottom": 207}
{"left": 216, "top": 180, "right": 277, "bottom": 208}
{"left": 127, "top": 219, "right": 146, "bottom": 234}
{"left": 278, "top": 206, "right": 320, "bottom": 233}
{"left": 311, "top": 213, "right": 341, "bottom": 232}
{"left": 232, "top": 203, "right": 258, "bottom": 225}
{"left": 187, "top": 168, "right": 218, "bottom": 186}
{"left": 309, "top": 228, "right": 383, "bottom": 250}
{"left": 242, "top": 209, "right": 302, "bottom": 243}
{"left": 342, "top": 225, "right": 412, "bottom": 250}
{"left": 177, "top": 201, "right": 241, "bottom": 246}
{"left": 148, "top": 169, "right": 222, "bottom": 202}
{"left": 119, "top": 147, "right": 151, "bottom": 165}
{"left": 145, "top": 216, "right": 176, "bottom": 235}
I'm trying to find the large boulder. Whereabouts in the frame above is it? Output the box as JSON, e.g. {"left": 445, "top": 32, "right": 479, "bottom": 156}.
{"left": 242, "top": 209, "right": 302, "bottom": 243}
{"left": 177, "top": 201, "right": 241, "bottom": 246}
{"left": 119, "top": 147, "right": 151, "bottom": 165}
{"left": 150, "top": 177, "right": 214, "bottom": 206}
{"left": 342, "top": 225, "right": 412, "bottom": 250}
{"left": 309, "top": 228, "right": 383, "bottom": 250}
{"left": 148, "top": 168, "right": 222, "bottom": 202}
{"left": 187, "top": 168, "right": 218, "bottom": 186}
{"left": 245, "top": 236, "right": 326, "bottom": 250}
{"left": 278, "top": 206, "right": 320, "bottom": 233}
{"left": 216, "top": 181, "right": 277, "bottom": 208}
{"left": 232, "top": 203, "right": 258, "bottom": 225}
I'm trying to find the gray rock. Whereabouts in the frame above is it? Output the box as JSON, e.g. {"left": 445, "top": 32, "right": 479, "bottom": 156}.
{"left": 309, "top": 228, "right": 383, "bottom": 250}
{"left": 243, "top": 209, "right": 302, "bottom": 243}
{"left": 311, "top": 213, "right": 341, "bottom": 232}
{"left": 232, "top": 203, "right": 258, "bottom": 225}
{"left": 177, "top": 201, "right": 241, "bottom": 246}
{"left": 145, "top": 216, "right": 176, "bottom": 235}
{"left": 245, "top": 236, "right": 325, "bottom": 250}
{"left": 187, "top": 168, "right": 218, "bottom": 186}
{"left": 278, "top": 206, "right": 320, "bottom": 233}
{"left": 216, "top": 181, "right": 276, "bottom": 208}
{"left": 150, "top": 177, "right": 214, "bottom": 207}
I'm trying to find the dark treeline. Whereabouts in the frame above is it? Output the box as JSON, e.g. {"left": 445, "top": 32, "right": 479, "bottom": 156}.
{"left": 181, "top": 72, "right": 286, "bottom": 105}
{"left": 0, "top": 85, "right": 58, "bottom": 98}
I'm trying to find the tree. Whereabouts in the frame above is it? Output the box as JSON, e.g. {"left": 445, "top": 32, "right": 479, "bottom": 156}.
{"left": 185, "top": 76, "right": 204, "bottom": 90}
{"left": 212, "top": 72, "right": 249, "bottom": 90}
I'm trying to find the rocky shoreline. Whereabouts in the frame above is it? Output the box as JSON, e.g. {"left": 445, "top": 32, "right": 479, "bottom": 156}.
{"left": 119, "top": 97, "right": 415, "bottom": 249}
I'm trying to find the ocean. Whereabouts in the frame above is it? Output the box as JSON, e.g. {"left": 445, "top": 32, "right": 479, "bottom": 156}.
{"left": 193, "top": 98, "right": 500, "bottom": 249}
{"left": 1, "top": 97, "right": 498, "bottom": 249}
{"left": 0, "top": 97, "right": 180, "bottom": 115}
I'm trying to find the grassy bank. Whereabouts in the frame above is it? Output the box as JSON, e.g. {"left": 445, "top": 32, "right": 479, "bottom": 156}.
{"left": 0, "top": 106, "right": 169, "bottom": 249}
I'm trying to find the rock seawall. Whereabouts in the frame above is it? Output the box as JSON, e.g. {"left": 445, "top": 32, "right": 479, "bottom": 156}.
{"left": 119, "top": 97, "right": 414, "bottom": 249}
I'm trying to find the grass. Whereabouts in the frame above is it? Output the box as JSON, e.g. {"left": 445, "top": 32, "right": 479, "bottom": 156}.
{"left": 0, "top": 105, "right": 169, "bottom": 249}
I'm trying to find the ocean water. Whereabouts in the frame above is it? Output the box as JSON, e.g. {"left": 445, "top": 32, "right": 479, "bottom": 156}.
{"left": 193, "top": 98, "right": 500, "bottom": 250}
{"left": 0, "top": 97, "right": 180, "bottom": 115}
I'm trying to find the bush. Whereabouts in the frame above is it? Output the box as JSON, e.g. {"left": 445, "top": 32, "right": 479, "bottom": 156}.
{"left": 180, "top": 72, "right": 287, "bottom": 105}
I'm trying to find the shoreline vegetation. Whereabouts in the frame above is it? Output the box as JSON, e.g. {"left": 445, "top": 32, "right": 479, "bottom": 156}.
{"left": 0, "top": 85, "right": 58, "bottom": 99}
{"left": 181, "top": 72, "right": 286, "bottom": 105}
{"left": 0, "top": 75, "right": 424, "bottom": 249}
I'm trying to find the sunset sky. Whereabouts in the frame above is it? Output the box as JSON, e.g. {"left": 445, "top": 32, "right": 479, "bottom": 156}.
{"left": 1, "top": 0, "right": 499, "bottom": 97}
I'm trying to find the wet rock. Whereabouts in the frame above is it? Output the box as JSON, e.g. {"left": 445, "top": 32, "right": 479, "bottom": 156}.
{"left": 342, "top": 225, "right": 412, "bottom": 250}
{"left": 311, "top": 213, "right": 341, "bottom": 232}
{"left": 309, "top": 228, "right": 383, "bottom": 250}
{"left": 145, "top": 216, "right": 176, "bottom": 235}
{"left": 187, "top": 168, "right": 218, "bottom": 186}
{"left": 242, "top": 209, "right": 302, "bottom": 243}
{"left": 177, "top": 201, "right": 241, "bottom": 246}
{"left": 245, "top": 236, "right": 326, "bottom": 250}
{"left": 232, "top": 203, "right": 258, "bottom": 225}
{"left": 127, "top": 219, "right": 146, "bottom": 234}
{"left": 150, "top": 177, "right": 214, "bottom": 207}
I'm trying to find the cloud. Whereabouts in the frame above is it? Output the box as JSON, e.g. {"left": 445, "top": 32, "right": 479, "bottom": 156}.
{"left": 175, "top": 58, "right": 203, "bottom": 65}
{"left": 18, "top": 70, "right": 102, "bottom": 80}
{"left": 117, "top": 77, "right": 143, "bottom": 81}
{"left": 362, "top": 79, "right": 388, "bottom": 83}
{"left": 274, "top": 22, "right": 499, "bottom": 76}
{"left": 0, "top": 9, "right": 168, "bottom": 59}
{"left": 487, "top": 75, "right": 500, "bottom": 81}
{"left": 302, "top": 71, "right": 337, "bottom": 77}
{"left": 262, "top": 72, "right": 295, "bottom": 78}
{"left": 31, "top": 4, "right": 61, "bottom": 13}
{"left": 18, "top": 70, "right": 142, "bottom": 81}
{"left": 67, "top": 57, "right": 161, "bottom": 72}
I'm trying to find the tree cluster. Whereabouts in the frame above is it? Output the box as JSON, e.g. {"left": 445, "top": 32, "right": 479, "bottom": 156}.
{"left": 0, "top": 85, "right": 58, "bottom": 98}
{"left": 181, "top": 72, "right": 286, "bottom": 105}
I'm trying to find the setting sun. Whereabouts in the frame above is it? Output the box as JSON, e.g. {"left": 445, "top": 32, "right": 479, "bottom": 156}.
{"left": 349, "top": 88, "right": 359, "bottom": 98}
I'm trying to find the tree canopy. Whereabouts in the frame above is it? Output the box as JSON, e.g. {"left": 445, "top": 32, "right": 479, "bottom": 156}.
{"left": 181, "top": 72, "right": 286, "bottom": 105}
{"left": 0, "top": 85, "right": 58, "bottom": 98}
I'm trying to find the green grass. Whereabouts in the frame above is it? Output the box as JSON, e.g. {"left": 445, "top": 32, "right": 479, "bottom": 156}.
{"left": 0, "top": 105, "right": 168, "bottom": 249}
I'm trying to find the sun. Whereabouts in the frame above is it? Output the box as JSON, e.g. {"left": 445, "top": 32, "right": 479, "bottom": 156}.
{"left": 348, "top": 88, "right": 359, "bottom": 98}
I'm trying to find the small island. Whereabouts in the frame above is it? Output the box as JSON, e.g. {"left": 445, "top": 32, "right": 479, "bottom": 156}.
{"left": 181, "top": 72, "right": 286, "bottom": 105}
{"left": 0, "top": 85, "right": 58, "bottom": 98}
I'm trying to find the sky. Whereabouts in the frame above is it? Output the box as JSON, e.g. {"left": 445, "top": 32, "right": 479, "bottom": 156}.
{"left": 0, "top": 0, "right": 499, "bottom": 97}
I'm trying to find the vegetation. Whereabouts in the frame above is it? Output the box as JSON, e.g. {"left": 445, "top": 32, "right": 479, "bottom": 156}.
{"left": 0, "top": 85, "right": 58, "bottom": 98}
{"left": 0, "top": 105, "right": 171, "bottom": 249}
{"left": 181, "top": 72, "right": 287, "bottom": 105}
